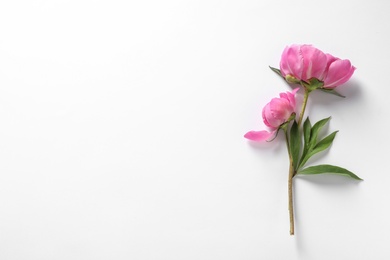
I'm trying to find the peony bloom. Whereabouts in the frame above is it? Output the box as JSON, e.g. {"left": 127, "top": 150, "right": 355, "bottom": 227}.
{"left": 279, "top": 44, "right": 355, "bottom": 89}
{"left": 244, "top": 88, "right": 299, "bottom": 142}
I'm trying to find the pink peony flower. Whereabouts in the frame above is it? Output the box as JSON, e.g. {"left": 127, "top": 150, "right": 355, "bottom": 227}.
{"left": 280, "top": 44, "right": 355, "bottom": 89}
{"left": 244, "top": 88, "right": 299, "bottom": 142}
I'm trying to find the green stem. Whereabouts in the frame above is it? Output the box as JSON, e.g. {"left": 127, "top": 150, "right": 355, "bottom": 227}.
{"left": 298, "top": 88, "right": 310, "bottom": 127}
{"left": 284, "top": 129, "right": 295, "bottom": 235}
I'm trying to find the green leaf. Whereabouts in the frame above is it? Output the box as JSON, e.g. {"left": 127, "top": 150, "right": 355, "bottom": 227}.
{"left": 269, "top": 66, "right": 284, "bottom": 79}
{"left": 299, "top": 131, "right": 338, "bottom": 168}
{"left": 303, "top": 117, "right": 312, "bottom": 145}
{"left": 298, "top": 164, "right": 363, "bottom": 180}
{"left": 303, "top": 117, "right": 311, "bottom": 150}
{"left": 300, "top": 117, "right": 311, "bottom": 167}
{"left": 309, "top": 117, "right": 330, "bottom": 150}
{"left": 312, "top": 131, "right": 338, "bottom": 155}
{"left": 319, "top": 88, "right": 346, "bottom": 98}
{"left": 289, "top": 120, "right": 301, "bottom": 170}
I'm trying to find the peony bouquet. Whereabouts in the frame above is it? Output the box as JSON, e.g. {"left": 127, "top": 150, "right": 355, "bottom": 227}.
{"left": 245, "top": 44, "right": 362, "bottom": 235}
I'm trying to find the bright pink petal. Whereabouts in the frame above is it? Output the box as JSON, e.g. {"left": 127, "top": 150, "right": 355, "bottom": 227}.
{"left": 283, "top": 88, "right": 299, "bottom": 108}
{"left": 279, "top": 92, "right": 288, "bottom": 100}
{"left": 244, "top": 130, "right": 275, "bottom": 142}
{"left": 323, "top": 59, "right": 356, "bottom": 88}
{"left": 279, "top": 46, "right": 292, "bottom": 77}
{"left": 280, "top": 45, "right": 303, "bottom": 79}
{"left": 262, "top": 103, "right": 273, "bottom": 128}
{"left": 262, "top": 89, "right": 298, "bottom": 129}
{"left": 291, "top": 87, "right": 300, "bottom": 95}
{"left": 263, "top": 102, "right": 282, "bottom": 129}
{"left": 325, "top": 53, "right": 338, "bottom": 68}
{"left": 269, "top": 98, "right": 292, "bottom": 125}
{"left": 301, "top": 45, "right": 327, "bottom": 81}
{"left": 321, "top": 53, "right": 338, "bottom": 79}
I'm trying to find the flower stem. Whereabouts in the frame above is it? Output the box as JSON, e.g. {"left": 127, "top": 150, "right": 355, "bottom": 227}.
{"left": 284, "top": 129, "right": 295, "bottom": 235}
{"left": 298, "top": 88, "right": 310, "bottom": 126}
{"left": 288, "top": 156, "right": 295, "bottom": 235}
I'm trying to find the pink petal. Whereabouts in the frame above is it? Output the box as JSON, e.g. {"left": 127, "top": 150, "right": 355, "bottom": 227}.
{"left": 279, "top": 92, "right": 288, "bottom": 99}
{"left": 269, "top": 98, "right": 292, "bottom": 124}
{"left": 324, "top": 59, "right": 356, "bottom": 88}
{"left": 291, "top": 87, "right": 300, "bottom": 95}
{"left": 325, "top": 53, "right": 338, "bottom": 68}
{"left": 263, "top": 102, "right": 282, "bottom": 129}
{"left": 321, "top": 53, "right": 338, "bottom": 79}
{"left": 262, "top": 89, "right": 299, "bottom": 129}
{"left": 280, "top": 45, "right": 303, "bottom": 79}
{"left": 262, "top": 103, "right": 273, "bottom": 128}
{"left": 244, "top": 130, "right": 275, "bottom": 142}
{"left": 301, "top": 45, "right": 327, "bottom": 81}
{"left": 283, "top": 88, "right": 299, "bottom": 108}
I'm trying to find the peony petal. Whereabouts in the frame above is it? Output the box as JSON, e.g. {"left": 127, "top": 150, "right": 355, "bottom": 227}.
{"left": 279, "top": 89, "right": 298, "bottom": 110}
{"left": 262, "top": 103, "right": 273, "bottom": 128}
{"left": 261, "top": 89, "right": 299, "bottom": 129}
{"left": 301, "top": 45, "right": 327, "bottom": 81}
{"left": 321, "top": 53, "right": 338, "bottom": 79}
{"left": 280, "top": 45, "right": 303, "bottom": 79}
{"left": 324, "top": 59, "right": 356, "bottom": 88}
{"left": 280, "top": 46, "right": 293, "bottom": 77}
{"left": 284, "top": 88, "right": 299, "bottom": 109}
{"left": 244, "top": 130, "right": 275, "bottom": 142}
{"left": 269, "top": 98, "right": 292, "bottom": 125}
{"left": 291, "top": 87, "right": 300, "bottom": 95}
{"left": 279, "top": 92, "right": 288, "bottom": 99}
{"left": 325, "top": 53, "right": 338, "bottom": 69}
{"left": 263, "top": 102, "right": 283, "bottom": 129}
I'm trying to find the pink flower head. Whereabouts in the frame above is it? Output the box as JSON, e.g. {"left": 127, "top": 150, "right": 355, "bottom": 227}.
{"left": 244, "top": 88, "right": 299, "bottom": 142}
{"left": 280, "top": 44, "right": 355, "bottom": 89}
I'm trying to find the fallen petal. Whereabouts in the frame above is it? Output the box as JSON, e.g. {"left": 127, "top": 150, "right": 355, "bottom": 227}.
{"left": 244, "top": 130, "right": 275, "bottom": 142}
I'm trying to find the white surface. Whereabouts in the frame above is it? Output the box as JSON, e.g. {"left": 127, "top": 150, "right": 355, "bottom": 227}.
{"left": 0, "top": 0, "right": 389, "bottom": 259}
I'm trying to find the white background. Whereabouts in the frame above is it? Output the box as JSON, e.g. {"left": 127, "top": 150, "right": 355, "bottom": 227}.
{"left": 0, "top": 0, "right": 389, "bottom": 259}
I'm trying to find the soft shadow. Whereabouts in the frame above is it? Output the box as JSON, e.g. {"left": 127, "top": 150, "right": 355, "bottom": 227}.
{"left": 309, "top": 79, "right": 364, "bottom": 107}
{"left": 293, "top": 172, "right": 362, "bottom": 253}
{"left": 335, "top": 79, "right": 364, "bottom": 100}
{"left": 294, "top": 199, "right": 305, "bottom": 254}
{"left": 246, "top": 134, "right": 284, "bottom": 155}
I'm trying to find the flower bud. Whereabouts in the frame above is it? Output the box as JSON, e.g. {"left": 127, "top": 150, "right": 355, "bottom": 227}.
{"left": 244, "top": 88, "right": 299, "bottom": 142}
{"left": 285, "top": 75, "right": 301, "bottom": 84}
